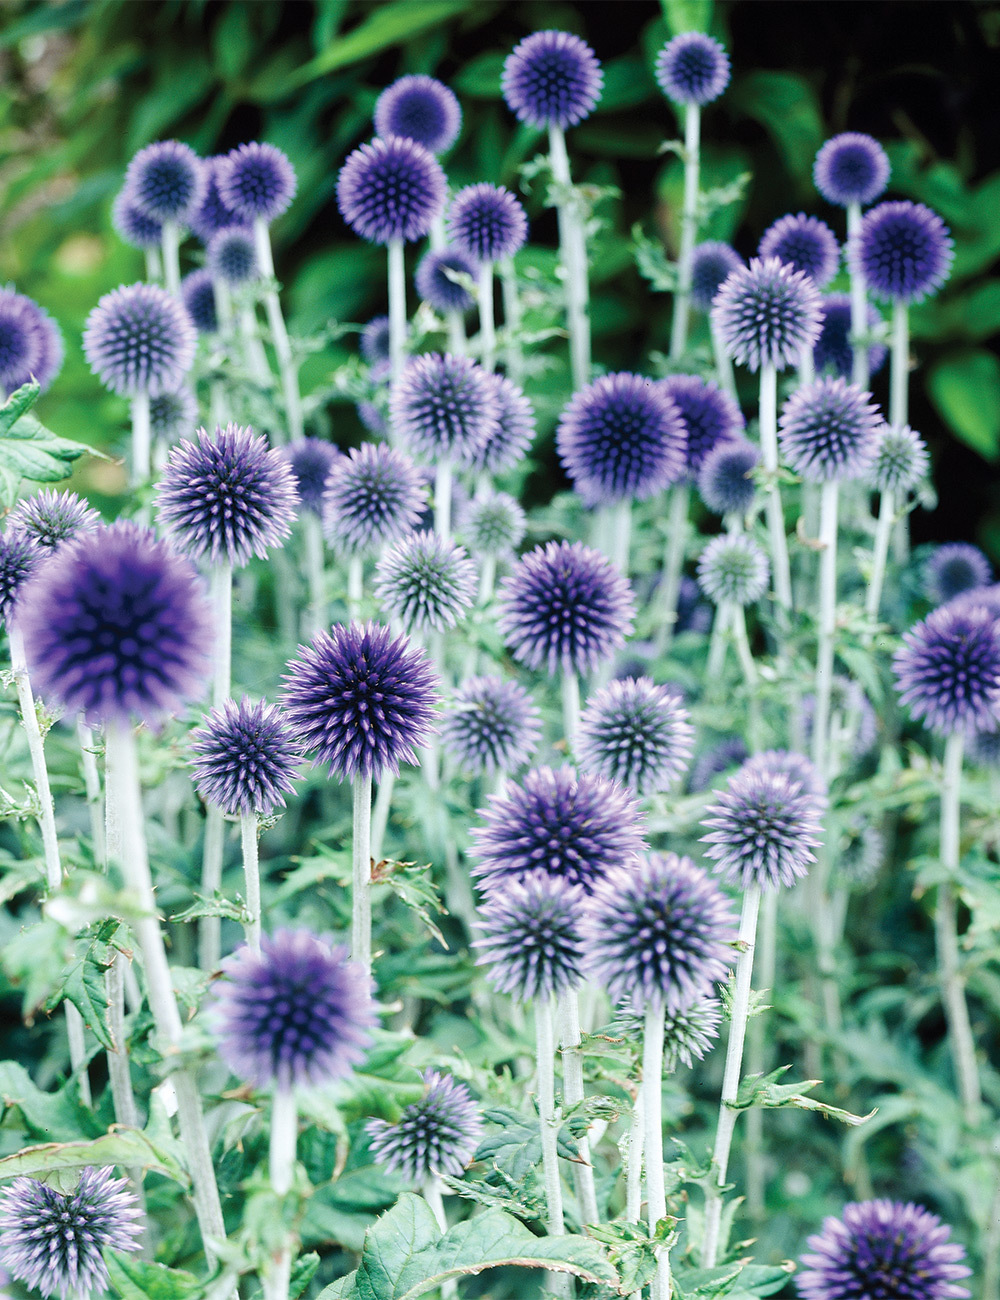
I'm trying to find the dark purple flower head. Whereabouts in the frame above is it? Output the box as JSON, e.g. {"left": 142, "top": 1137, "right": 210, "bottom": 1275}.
{"left": 658, "top": 373, "right": 744, "bottom": 478}
{"left": 497, "top": 540, "right": 635, "bottom": 676}
{"left": 188, "top": 156, "right": 243, "bottom": 242}
{"left": 471, "top": 765, "right": 646, "bottom": 895}
{"left": 866, "top": 423, "right": 929, "bottom": 496}
{"left": 190, "top": 696, "right": 302, "bottom": 817}
{"left": 458, "top": 488, "right": 526, "bottom": 558}
{"left": 676, "top": 573, "right": 713, "bottom": 635}
{"left": 813, "top": 293, "right": 887, "bottom": 381}
{"left": 214, "top": 929, "right": 374, "bottom": 1090}
{"left": 758, "top": 212, "right": 840, "bottom": 287}
{"left": 84, "top": 282, "right": 196, "bottom": 395}
{"left": 476, "top": 871, "right": 585, "bottom": 1001}
{"left": 337, "top": 136, "right": 446, "bottom": 246}
{"left": 698, "top": 437, "right": 760, "bottom": 516}
{"left": 688, "top": 735, "right": 748, "bottom": 793}
{"left": 125, "top": 139, "right": 205, "bottom": 223}
{"left": 281, "top": 437, "right": 342, "bottom": 515}
{"left": 778, "top": 376, "right": 882, "bottom": 483}
{"left": 207, "top": 225, "right": 258, "bottom": 286}
{"left": 367, "top": 1071, "right": 481, "bottom": 1181}
{"left": 577, "top": 676, "right": 693, "bottom": 796}
{"left": 181, "top": 268, "right": 218, "bottom": 334}
{"left": 924, "top": 543, "right": 991, "bottom": 607}
{"left": 441, "top": 675, "right": 541, "bottom": 777}
{"left": 322, "top": 442, "right": 425, "bottom": 558}
{"left": 281, "top": 621, "right": 439, "bottom": 781}
{"left": 463, "top": 373, "right": 536, "bottom": 475}
{"left": 375, "top": 529, "right": 477, "bottom": 632}
{"left": 157, "top": 423, "right": 299, "bottom": 568}
{"left": 557, "top": 372, "right": 687, "bottom": 505}
{"left": 797, "top": 1199, "right": 971, "bottom": 1300}
{"left": 0, "top": 531, "right": 43, "bottom": 628}
{"left": 391, "top": 352, "right": 498, "bottom": 464}
{"left": 112, "top": 188, "right": 163, "bottom": 250}
{"left": 0, "top": 1167, "right": 142, "bottom": 1300}
{"left": 18, "top": 521, "right": 212, "bottom": 725}
{"left": 690, "top": 241, "right": 743, "bottom": 313}
{"left": 0, "top": 289, "right": 64, "bottom": 393}
{"left": 583, "top": 852, "right": 737, "bottom": 1011}
{"left": 502, "top": 30, "right": 603, "bottom": 130}
{"left": 852, "top": 201, "right": 954, "bottom": 304}
{"left": 447, "top": 184, "right": 528, "bottom": 264}
{"left": 713, "top": 256, "right": 824, "bottom": 372}
{"left": 361, "top": 315, "right": 392, "bottom": 369}
{"left": 150, "top": 385, "right": 198, "bottom": 443}
{"left": 375, "top": 76, "right": 461, "bottom": 155}
{"left": 813, "top": 133, "right": 890, "bottom": 208}
{"left": 697, "top": 533, "right": 769, "bottom": 606}
{"left": 415, "top": 246, "right": 479, "bottom": 315}
{"left": 218, "top": 142, "right": 297, "bottom": 224}
{"left": 7, "top": 490, "right": 100, "bottom": 553}
{"left": 655, "top": 32, "right": 730, "bottom": 107}
{"left": 894, "top": 602, "right": 1000, "bottom": 735}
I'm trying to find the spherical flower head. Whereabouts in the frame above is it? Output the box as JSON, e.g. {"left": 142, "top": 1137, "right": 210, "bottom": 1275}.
{"left": 476, "top": 871, "right": 585, "bottom": 1001}
{"left": 583, "top": 852, "right": 736, "bottom": 1011}
{"left": 0, "top": 289, "right": 64, "bottom": 393}
{"left": 471, "top": 765, "right": 646, "bottom": 895}
{"left": 497, "top": 540, "right": 635, "bottom": 676}
{"left": 181, "top": 269, "right": 218, "bottom": 334}
{"left": 676, "top": 573, "right": 713, "bottom": 635}
{"left": 0, "top": 1167, "right": 142, "bottom": 1299}
{"left": 150, "top": 385, "right": 198, "bottom": 443}
{"left": 697, "top": 532, "right": 769, "bottom": 607}
{"left": 188, "top": 156, "right": 242, "bottom": 242}
{"left": 112, "top": 187, "right": 163, "bottom": 250}
{"left": 655, "top": 32, "right": 730, "bottom": 107}
{"left": 702, "top": 760, "right": 826, "bottom": 891}
{"left": 415, "top": 246, "right": 479, "bottom": 315}
{"left": 157, "top": 423, "right": 299, "bottom": 568}
{"left": 7, "top": 490, "right": 100, "bottom": 554}
{"left": 282, "top": 437, "right": 342, "bottom": 515}
{"left": 391, "top": 352, "right": 498, "bottom": 464}
{"left": 374, "top": 75, "right": 461, "bottom": 155}
{"left": 852, "top": 200, "right": 954, "bottom": 304}
{"left": 207, "top": 224, "right": 258, "bottom": 286}
{"left": 337, "top": 136, "right": 446, "bottom": 246}
{"left": 367, "top": 1071, "right": 481, "bottom": 1182}
{"left": 502, "top": 29, "right": 603, "bottom": 130}
{"left": 796, "top": 1199, "right": 971, "bottom": 1300}
{"left": 838, "top": 817, "right": 884, "bottom": 887}
{"left": 441, "top": 675, "right": 541, "bottom": 777}
{"left": 557, "top": 372, "right": 687, "bottom": 505}
{"left": 463, "top": 373, "right": 536, "bottom": 475}
{"left": 458, "top": 489, "right": 526, "bottom": 558}
{"left": 125, "top": 139, "right": 205, "bottom": 223}
{"left": 690, "top": 241, "right": 743, "bottom": 313}
{"left": 925, "top": 543, "right": 992, "bottom": 607}
{"left": 447, "top": 184, "right": 528, "bottom": 264}
{"left": 778, "top": 376, "right": 882, "bottom": 483}
{"left": 894, "top": 601, "right": 1000, "bottom": 735}
{"left": 322, "top": 442, "right": 425, "bottom": 558}
{"left": 17, "top": 521, "right": 212, "bottom": 725}
{"left": 361, "top": 315, "right": 392, "bottom": 369}
{"left": 375, "top": 530, "right": 477, "bottom": 633}
{"left": 577, "top": 677, "right": 694, "bottom": 796}
{"left": 281, "top": 621, "right": 439, "bottom": 781}
{"left": 218, "top": 141, "right": 297, "bottom": 224}
{"left": 214, "top": 929, "right": 374, "bottom": 1090}
{"left": 813, "top": 293, "right": 887, "bottom": 381}
{"left": 84, "top": 282, "right": 196, "bottom": 395}
{"left": 813, "top": 132, "right": 890, "bottom": 208}
{"left": 617, "top": 994, "right": 722, "bottom": 1069}
{"left": 190, "top": 696, "right": 302, "bottom": 817}
{"left": 758, "top": 212, "right": 840, "bottom": 287}
{"left": 0, "top": 531, "right": 43, "bottom": 628}
{"left": 741, "top": 747, "right": 825, "bottom": 796}
{"left": 713, "top": 256, "right": 823, "bottom": 372}
{"left": 658, "top": 373, "right": 744, "bottom": 478}
{"left": 688, "top": 735, "right": 748, "bottom": 792}
{"left": 698, "top": 437, "right": 760, "bottom": 517}
{"left": 866, "top": 422, "right": 929, "bottom": 496}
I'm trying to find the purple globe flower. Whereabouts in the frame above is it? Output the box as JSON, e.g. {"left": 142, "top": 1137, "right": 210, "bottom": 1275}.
{"left": 124, "top": 139, "right": 206, "bottom": 223}
{"left": 361, "top": 315, "right": 392, "bottom": 370}
{"left": 0, "top": 531, "right": 43, "bottom": 629}
{"left": 188, "top": 156, "right": 243, "bottom": 242}
{"left": 150, "top": 385, "right": 199, "bottom": 442}
{"left": 502, "top": 30, "right": 603, "bottom": 130}
{"left": 676, "top": 573, "right": 714, "bottom": 635}
{"left": 337, "top": 136, "right": 446, "bottom": 246}
{"left": 214, "top": 929, "right": 374, "bottom": 1090}
{"left": 741, "top": 747, "right": 825, "bottom": 796}
{"left": 697, "top": 533, "right": 770, "bottom": 606}
{"left": 282, "top": 437, "right": 342, "bottom": 515}
{"left": 190, "top": 696, "right": 302, "bottom": 817}
{"left": 112, "top": 188, "right": 163, "bottom": 250}
{"left": 390, "top": 352, "right": 498, "bottom": 465}
{"left": 690, "top": 241, "right": 743, "bottom": 313}
{"left": 84, "top": 282, "right": 196, "bottom": 395}
{"left": 712, "top": 256, "right": 824, "bottom": 372}
{"left": 658, "top": 373, "right": 744, "bottom": 478}
{"left": 207, "top": 225, "right": 258, "bottom": 286}
{"left": 415, "top": 247, "right": 479, "bottom": 315}
{"left": 688, "top": 736, "right": 748, "bottom": 793}
{"left": 947, "top": 584, "right": 1000, "bottom": 622}
{"left": 7, "top": 490, "right": 100, "bottom": 552}
{"left": 0, "top": 289, "right": 64, "bottom": 393}
{"left": 440, "top": 675, "right": 541, "bottom": 777}
{"left": 838, "top": 817, "right": 885, "bottom": 886}
{"left": 813, "top": 293, "right": 887, "bottom": 381}
{"left": 0, "top": 1167, "right": 142, "bottom": 1300}
{"left": 181, "top": 268, "right": 218, "bottom": 334}
{"left": 367, "top": 1071, "right": 481, "bottom": 1181}
{"left": 655, "top": 32, "right": 730, "bottom": 107}
{"left": 758, "top": 213, "right": 840, "bottom": 287}
{"left": 17, "top": 521, "right": 212, "bottom": 725}
{"left": 497, "top": 540, "right": 635, "bottom": 676}
{"left": 813, "top": 133, "right": 890, "bottom": 208}
{"left": 281, "top": 621, "right": 439, "bottom": 781}
{"left": 463, "top": 373, "right": 536, "bottom": 475}
{"left": 322, "top": 442, "right": 425, "bottom": 558}
{"left": 471, "top": 765, "right": 646, "bottom": 895}
{"left": 557, "top": 372, "right": 687, "bottom": 505}
{"left": 476, "top": 871, "right": 585, "bottom": 1001}
{"left": 447, "top": 184, "right": 528, "bottom": 264}
{"left": 851, "top": 201, "right": 954, "bottom": 304}
{"left": 698, "top": 437, "right": 760, "bottom": 516}
{"left": 577, "top": 677, "right": 694, "bottom": 796}
{"left": 894, "top": 601, "right": 1000, "bottom": 735}
{"left": 778, "top": 376, "right": 882, "bottom": 483}
{"left": 458, "top": 489, "right": 526, "bottom": 558}
{"left": 374, "top": 530, "right": 477, "bottom": 633}
{"left": 924, "top": 543, "right": 991, "bottom": 606}
{"left": 582, "top": 852, "right": 737, "bottom": 1012}
{"left": 157, "top": 423, "right": 299, "bottom": 568}
{"left": 217, "top": 142, "right": 297, "bottom": 224}
{"left": 374, "top": 75, "right": 462, "bottom": 155}
{"left": 797, "top": 1199, "right": 971, "bottom": 1300}
{"left": 866, "top": 423, "right": 929, "bottom": 496}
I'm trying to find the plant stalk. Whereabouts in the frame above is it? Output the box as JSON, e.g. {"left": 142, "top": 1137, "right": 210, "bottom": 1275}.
{"left": 253, "top": 218, "right": 303, "bottom": 442}
{"left": 644, "top": 998, "right": 671, "bottom": 1300}
{"left": 847, "top": 202, "right": 869, "bottom": 389}
{"left": 161, "top": 219, "right": 181, "bottom": 297}
{"left": 352, "top": 772, "right": 373, "bottom": 979}
{"left": 388, "top": 238, "right": 407, "bottom": 390}
{"left": 548, "top": 124, "right": 590, "bottom": 392}
{"left": 240, "top": 813, "right": 262, "bottom": 955}
{"left": 758, "top": 363, "right": 793, "bottom": 611}
{"left": 534, "top": 997, "right": 571, "bottom": 1298}
{"left": 131, "top": 390, "right": 151, "bottom": 486}
{"left": 556, "top": 988, "right": 599, "bottom": 1225}
{"left": 670, "top": 102, "right": 701, "bottom": 360}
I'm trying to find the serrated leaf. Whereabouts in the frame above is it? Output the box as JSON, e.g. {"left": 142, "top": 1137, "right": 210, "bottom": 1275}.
{"left": 290, "top": 1251, "right": 321, "bottom": 1299}
{"left": 0, "top": 386, "right": 99, "bottom": 504}
{"left": 0, "top": 381, "right": 41, "bottom": 436}
{"left": 372, "top": 859, "right": 447, "bottom": 950}
{"left": 0, "top": 1061, "right": 98, "bottom": 1142}
{"left": 105, "top": 1252, "right": 202, "bottom": 1300}
{"left": 731, "top": 1066, "right": 875, "bottom": 1126}
{"left": 57, "top": 923, "right": 120, "bottom": 1051}
{"left": 0, "top": 1126, "right": 190, "bottom": 1185}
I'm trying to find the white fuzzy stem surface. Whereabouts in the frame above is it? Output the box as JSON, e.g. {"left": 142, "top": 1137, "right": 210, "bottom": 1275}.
{"left": 478, "top": 261, "right": 496, "bottom": 372}
{"left": 758, "top": 364, "right": 792, "bottom": 610}
{"left": 865, "top": 487, "right": 895, "bottom": 622}
{"left": 548, "top": 124, "right": 590, "bottom": 391}
{"left": 199, "top": 807, "right": 225, "bottom": 973}
{"left": 711, "top": 316, "right": 737, "bottom": 398}
{"left": 625, "top": 1084, "right": 644, "bottom": 1223}
{"left": 847, "top": 203, "right": 869, "bottom": 389}
{"left": 77, "top": 719, "right": 105, "bottom": 865}
{"left": 254, "top": 218, "right": 302, "bottom": 442}
{"left": 890, "top": 299, "right": 909, "bottom": 431}
{"left": 388, "top": 238, "right": 407, "bottom": 389}
{"left": 658, "top": 483, "right": 690, "bottom": 651}
{"left": 670, "top": 103, "right": 700, "bottom": 359}
{"left": 643, "top": 999, "right": 670, "bottom": 1300}
{"left": 561, "top": 671, "right": 580, "bottom": 753}
{"left": 131, "top": 390, "right": 151, "bottom": 486}
{"left": 241, "top": 813, "right": 261, "bottom": 954}
{"left": 811, "top": 480, "right": 839, "bottom": 786}
{"left": 161, "top": 219, "right": 181, "bottom": 297}
{"left": 347, "top": 555, "right": 363, "bottom": 620}
{"left": 556, "top": 988, "right": 599, "bottom": 1226}
{"left": 434, "top": 459, "right": 453, "bottom": 541}
{"left": 302, "top": 515, "right": 326, "bottom": 637}
{"left": 534, "top": 998, "right": 571, "bottom": 1298}
{"left": 352, "top": 773, "right": 373, "bottom": 979}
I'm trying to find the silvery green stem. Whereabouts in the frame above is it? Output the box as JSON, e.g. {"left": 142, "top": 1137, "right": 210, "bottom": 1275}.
{"left": 607, "top": 499, "right": 632, "bottom": 574}
{"left": 703, "top": 884, "right": 761, "bottom": 1269}
{"left": 731, "top": 604, "right": 758, "bottom": 690}
{"left": 561, "top": 671, "right": 580, "bottom": 752}
{"left": 264, "top": 1086, "right": 297, "bottom": 1300}
{"left": 548, "top": 124, "right": 590, "bottom": 392}
{"left": 254, "top": 218, "right": 302, "bottom": 442}
{"left": 352, "top": 772, "right": 373, "bottom": 979}
{"left": 388, "top": 237, "right": 407, "bottom": 389}
{"left": 500, "top": 258, "right": 525, "bottom": 385}
{"left": 302, "top": 514, "right": 325, "bottom": 637}
{"left": 106, "top": 952, "right": 138, "bottom": 1126}
{"left": 669, "top": 103, "right": 701, "bottom": 360}
{"left": 534, "top": 998, "right": 571, "bottom": 1298}
{"left": 199, "top": 807, "right": 225, "bottom": 972}
{"left": 811, "top": 480, "right": 839, "bottom": 786}
{"left": 706, "top": 602, "right": 731, "bottom": 680}
{"left": 240, "top": 304, "right": 273, "bottom": 388}
{"left": 211, "top": 562, "right": 232, "bottom": 709}
{"left": 758, "top": 363, "right": 793, "bottom": 610}
{"left": 624, "top": 1084, "right": 644, "bottom": 1223}
{"left": 890, "top": 299, "right": 909, "bottom": 431}
{"left": 478, "top": 261, "right": 496, "bottom": 372}
{"left": 798, "top": 343, "right": 815, "bottom": 387}
{"left": 347, "top": 554, "right": 363, "bottom": 620}
{"left": 744, "top": 888, "right": 777, "bottom": 1220}
{"left": 161, "top": 219, "right": 181, "bottom": 297}
{"left": 429, "top": 212, "right": 446, "bottom": 252}
{"left": 556, "top": 988, "right": 599, "bottom": 1225}
{"left": 479, "top": 554, "right": 496, "bottom": 606}
{"left": 240, "top": 813, "right": 261, "bottom": 955}
{"left": 131, "top": 390, "right": 151, "bottom": 485}
{"left": 371, "top": 773, "right": 394, "bottom": 863}
{"left": 144, "top": 246, "right": 162, "bottom": 284}
{"left": 447, "top": 310, "right": 466, "bottom": 358}
{"left": 655, "top": 483, "right": 690, "bottom": 653}
{"left": 77, "top": 719, "right": 105, "bottom": 868}
{"left": 434, "top": 459, "right": 453, "bottom": 541}
{"left": 643, "top": 999, "right": 670, "bottom": 1300}
{"left": 865, "top": 487, "right": 895, "bottom": 622}
{"left": 423, "top": 1179, "right": 458, "bottom": 1298}
{"left": 711, "top": 316, "right": 737, "bottom": 398}
{"left": 847, "top": 203, "right": 869, "bottom": 389}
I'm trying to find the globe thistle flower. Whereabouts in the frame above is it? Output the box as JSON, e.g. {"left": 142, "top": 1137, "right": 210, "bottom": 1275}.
{"left": 968, "top": 727, "right": 1000, "bottom": 768}
{"left": 7, "top": 490, "right": 100, "bottom": 552}
{"left": 813, "top": 293, "right": 887, "bottom": 381}
{"left": 0, "top": 289, "right": 64, "bottom": 393}
{"left": 374, "top": 530, "right": 477, "bottom": 632}
{"left": 838, "top": 817, "right": 884, "bottom": 887}
{"left": 796, "top": 1199, "right": 971, "bottom": 1300}
{"left": 367, "top": 1071, "right": 481, "bottom": 1182}
{"left": 690, "top": 241, "right": 743, "bottom": 313}
{"left": 655, "top": 32, "right": 730, "bottom": 106}
{"left": 758, "top": 212, "right": 840, "bottom": 287}
{"left": 557, "top": 372, "right": 687, "bottom": 505}
{"left": 740, "top": 748, "right": 825, "bottom": 796}
{"left": 866, "top": 423, "right": 929, "bottom": 497}
{"left": 497, "top": 540, "right": 635, "bottom": 677}
{"left": 181, "top": 268, "right": 218, "bottom": 334}
{"left": 415, "top": 247, "right": 479, "bottom": 315}
{"left": 150, "top": 385, "right": 199, "bottom": 443}
{"left": 813, "top": 132, "right": 890, "bottom": 208}
{"left": 337, "top": 136, "right": 446, "bottom": 246}
{"left": 778, "top": 376, "right": 882, "bottom": 483}
{"left": 112, "top": 188, "right": 163, "bottom": 250}
{"left": 712, "top": 256, "right": 824, "bottom": 372}
{"left": 374, "top": 75, "right": 462, "bottom": 155}
{"left": 697, "top": 533, "right": 770, "bottom": 606}
{"left": 0, "top": 1167, "right": 142, "bottom": 1300}
{"left": 502, "top": 30, "right": 603, "bottom": 130}
{"left": 698, "top": 437, "right": 760, "bottom": 517}
{"left": 688, "top": 736, "right": 748, "bottom": 793}
{"left": 582, "top": 852, "right": 736, "bottom": 1011}
{"left": 390, "top": 352, "right": 498, "bottom": 465}
{"left": 676, "top": 573, "right": 714, "bottom": 635}
{"left": 361, "top": 315, "right": 392, "bottom": 370}
{"left": 17, "top": 521, "right": 212, "bottom": 725}
{"left": 440, "top": 675, "right": 541, "bottom": 777}
{"left": 84, "top": 282, "right": 196, "bottom": 395}
{"left": 616, "top": 995, "right": 722, "bottom": 1070}
{"left": 157, "top": 423, "right": 299, "bottom": 568}
{"left": 282, "top": 437, "right": 342, "bottom": 516}
{"left": 458, "top": 489, "right": 526, "bottom": 558}
{"left": 658, "top": 373, "right": 745, "bottom": 478}
{"left": 463, "top": 372, "right": 536, "bottom": 476}
{"left": 190, "top": 696, "right": 302, "bottom": 817}
{"left": 217, "top": 142, "right": 297, "bottom": 224}
{"left": 281, "top": 621, "right": 439, "bottom": 781}
{"left": 447, "top": 184, "right": 528, "bottom": 264}
{"left": 207, "top": 224, "right": 258, "bottom": 286}
{"left": 124, "top": 139, "right": 206, "bottom": 223}
{"left": 214, "top": 929, "right": 374, "bottom": 1090}
{"left": 851, "top": 201, "right": 954, "bottom": 304}
{"left": 0, "top": 531, "right": 43, "bottom": 628}
{"left": 894, "top": 602, "right": 1000, "bottom": 735}
{"left": 947, "top": 584, "right": 1000, "bottom": 622}
{"left": 471, "top": 765, "right": 646, "bottom": 895}
{"left": 322, "top": 442, "right": 425, "bottom": 558}
{"left": 577, "top": 677, "right": 694, "bottom": 796}
{"left": 188, "top": 156, "right": 243, "bottom": 243}
{"left": 924, "top": 543, "right": 992, "bottom": 606}
{"left": 476, "top": 872, "right": 585, "bottom": 1001}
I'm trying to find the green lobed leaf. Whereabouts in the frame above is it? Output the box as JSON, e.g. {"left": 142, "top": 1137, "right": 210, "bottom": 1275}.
{"left": 105, "top": 1253, "right": 202, "bottom": 1300}
{"left": 0, "top": 1126, "right": 190, "bottom": 1185}
{"left": 927, "top": 349, "right": 1000, "bottom": 460}
{"left": 731, "top": 1066, "right": 875, "bottom": 1126}
{"left": 0, "top": 384, "right": 100, "bottom": 505}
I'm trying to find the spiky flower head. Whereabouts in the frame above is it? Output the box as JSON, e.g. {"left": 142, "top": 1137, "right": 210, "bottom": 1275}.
{"left": 125, "top": 139, "right": 205, "bottom": 223}
{"left": 698, "top": 437, "right": 760, "bottom": 517}
{"left": 577, "top": 677, "right": 693, "bottom": 796}
{"left": 207, "top": 224, "right": 258, "bottom": 286}
{"left": 690, "top": 241, "right": 743, "bottom": 313}
{"left": 281, "top": 437, "right": 342, "bottom": 515}
{"left": 0, "top": 289, "right": 64, "bottom": 393}
{"left": 322, "top": 442, "right": 425, "bottom": 558}
{"left": 658, "top": 373, "right": 744, "bottom": 478}
{"left": 7, "top": 490, "right": 100, "bottom": 552}
{"left": 391, "top": 352, "right": 498, "bottom": 465}
{"left": 813, "top": 133, "right": 890, "bottom": 208}
{"left": 374, "top": 75, "right": 461, "bottom": 154}
{"left": 84, "top": 282, "right": 196, "bottom": 395}
{"left": 688, "top": 736, "right": 748, "bottom": 792}
{"left": 190, "top": 696, "right": 302, "bottom": 817}
{"left": 218, "top": 142, "right": 297, "bottom": 223}
{"left": 741, "top": 747, "right": 825, "bottom": 796}
{"left": 447, "top": 183, "right": 528, "bottom": 264}
{"left": 502, "top": 30, "right": 603, "bottom": 130}
{"left": 361, "top": 315, "right": 392, "bottom": 370}
{"left": 463, "top": 372, "right": 536, "bottom": 475}
{"left": 181, "top": 268, "right": 218, "bottom": 334}
{"left": 214, "top": 929, "right": 374, "bottom": 1090}
{"left": 655, "top": 32, "right": 730, "bottom": 106}
{"left": 813, "top": 293, "right": 887, "bottom": 380}
{"left": 337, "top": 136, "right": 446, "bottom": 246}
{"left": 758, "top": 212, "right": 840, "bottom": 287}
{"left": 0, "top": 531, "right": 43, "bottom": 628}
{"left": 112, "top": 187, "right": 163, "bottom": 250}
{"left": 894, "top": 601, "right": 1000, "bottom": 736}
{"left": 796, "top": 1199, "right": 971, "bottom": 1300}
{"left": 476, "top": 871, "right": 585, "bottom": 1002}
{"left": 924, "top": 543, "right": 991, "bottom": 607}
{"left": 697, "top": 533, "right": 769, "bottom": 606}
{"left": 0, "top": 1167, "right": 142, "bottom": 1299}
{"left": 415, "top": 247, "right": 479, "bottom": 315}
{"left": 713, "top": 256, "right": 823, "bottom": 372}
{"left": 616, "top": 995, "right": 723, "bottom": 1070}
{"left": 852, "top": 201, "right": 954, "bottom": 304}
{"left": 458, "top": 489, "right": 526, "bottom": 558}
{"left": 150, "top": 385, "right": 199, "bottom": 443}
{"left": 838, "top": 817, "right": 884, "bottom": 887}
{"left": 440, "top": 675, "right": 541, "bottom": 777}
{"left": 188, "top": 156, "right": 242, "bottom": 242}
{"left": 866, "top": 423, "right": 929, "bottom": 497}
{"left": 367, "top": 1071, "right": 481, "bottom": 1182}
{"left": 375, "top": 530, "right": 477, "bottom": 632}
{"left": 778, "top": 376, "right": 882, "bottom": 483}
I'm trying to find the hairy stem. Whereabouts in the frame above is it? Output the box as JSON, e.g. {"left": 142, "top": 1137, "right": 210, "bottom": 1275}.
{"left": 847, "top": 203, "right": 869, "bottom": 390}
{"left": 240, "top": 813, "right": 262, "bottom": 954}
{"left": 556, "top": 988, "right": 599, "bottom": 1225}
{"left": 388, "top": 238, "right": 407, "bottom": 390}
{"left": 548, "top": 124, "right": 590, "bottom": 392}
{"left": 669, "top": 102, "right": 700, "bottom": 360}
{"left": 352, "top": 772, "right": 373, "bottom": 979}
{"left": 254, "top": 218, "right": 303, "bottom": 442}
{"left": 643, "top": 999, "right": 671, "bottom": 1300}
{"left": 758, "top": 363, "right": 793, "bottom": 611}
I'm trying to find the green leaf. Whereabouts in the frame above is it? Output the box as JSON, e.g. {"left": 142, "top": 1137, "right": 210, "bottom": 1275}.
{"left": 731, "top": 1067, "right": 876, "bottom": 1126}
{"left": 0, "top": 1061, "right": 97, "bottom": 1142}
{"left": 661, "top": 0, "right": 712, "bottom": 36}
{"left": 57, "top": 921, "right": 120, "bottom": 1052}
{"left": 0, "top": 1127, "right": 190, "bottom": 1185}
{"left": 373, "top": 859, "right": 447, "bottom": 949}
{"left": 290, "top": 1252, "right": 321, "bottom": 1300}
{"left": 0, "top": 385, "right": 100, "bottom": 505}
{"left": 927, "top": 349, "right": 1000, "bottom": 460}
{"left": 354, "top": 1193, "right": 440, "bottom": 1300}
{"left": 106, "top": 1253, "right": 202, "bottom": 1300}
{"left": 729, "top": 71, "right": 824, "bottom": 187}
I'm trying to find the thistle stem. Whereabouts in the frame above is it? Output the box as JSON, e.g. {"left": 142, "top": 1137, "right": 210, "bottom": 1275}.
{"left": 144, "top": 246, "right": 162, "bottom": 284}
{"left": 670, "top": 102, "right": 701, "bottom": 360}
{"left": 240, "top": 813, "right": 262, "bottom": 955}
{"left": 711, "top": 316, "right": 738, "bottom": 399}
{"left": 655, "top": 483, "right": 690, "bottom": 653}
{"left": 302, "top": 514, "right": 326, "bottom": 637}
{"left": 556, "top": 988, "right": 599, "bottom": 1225}
{"left": 642, "top": 999, "right": 671, "bottom": 1300}
{"left": 347, "top": 555, "right": 363, "bottom": 620}
{"left": 548, "top": 124, "right": 590, "bottom": 392}
{"left": 847, "top": 203, "right": 869, "bottom": 389}
{"left": 744, "top": 889, "right": 777, "bottom": 1220}
{"left": 77, "top": 719, "right": 105, "bottom": 871}
{"left": 264, "top": 1086, "right": 297, "bottom": 1300}
{"left": 624, "top": 1084, "right": 645, "bottom": 1223}
{"left": 865, "top": 487, "right": 895, "bottom": 622}
{"left": 131, "top": 390, "right": 151, "bottom": 486}
{"left": 446, "top": 310, "right": 466, "bottom": 358}
{"left": 199, "top": 807, "right": 226, "bottom": 972}
{"left": 477, "top": 261, "right": 496, "bottom": 373}
{"left": 478, "top": 554, "right": 496, "bottom": 606}
{"left": 434, "top": 459, "right": 453, "bottom": 541}
{"left": 811, "top": 480, "right": 839, "bottom": 786}
{"left": 388, "top": 238, "right": 407, "bottom": 390}
{"left": 254, "top": 218, "right": 303, "bottom": 442}
{"left": 561, "top": 671, "right": 580, "bottom": 753}
{"left": 352, "top": 772, "right": 373, "bottom": 979}
{"left": 706, "top": 603, "right": 731, "bottom": 681}
{"left": 890, "top": 299, "right": 909, "bottom": 430}
{"left": 606, "top": 500, "right": 632, "bottom": 574}
{"left": 534, "top": 997, "right": 571, "bottom": 1298}
{"left": 758, "top": 363, "right": 793, "bottom": 611}
{"left": 161, "top": 219, "right": 181, "bottom": 297}
{"left": 500, "top": 258, "right": 525, "bottom": 385}
{"left": 211, "top": 562, "right": 233, "bottom": 709}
